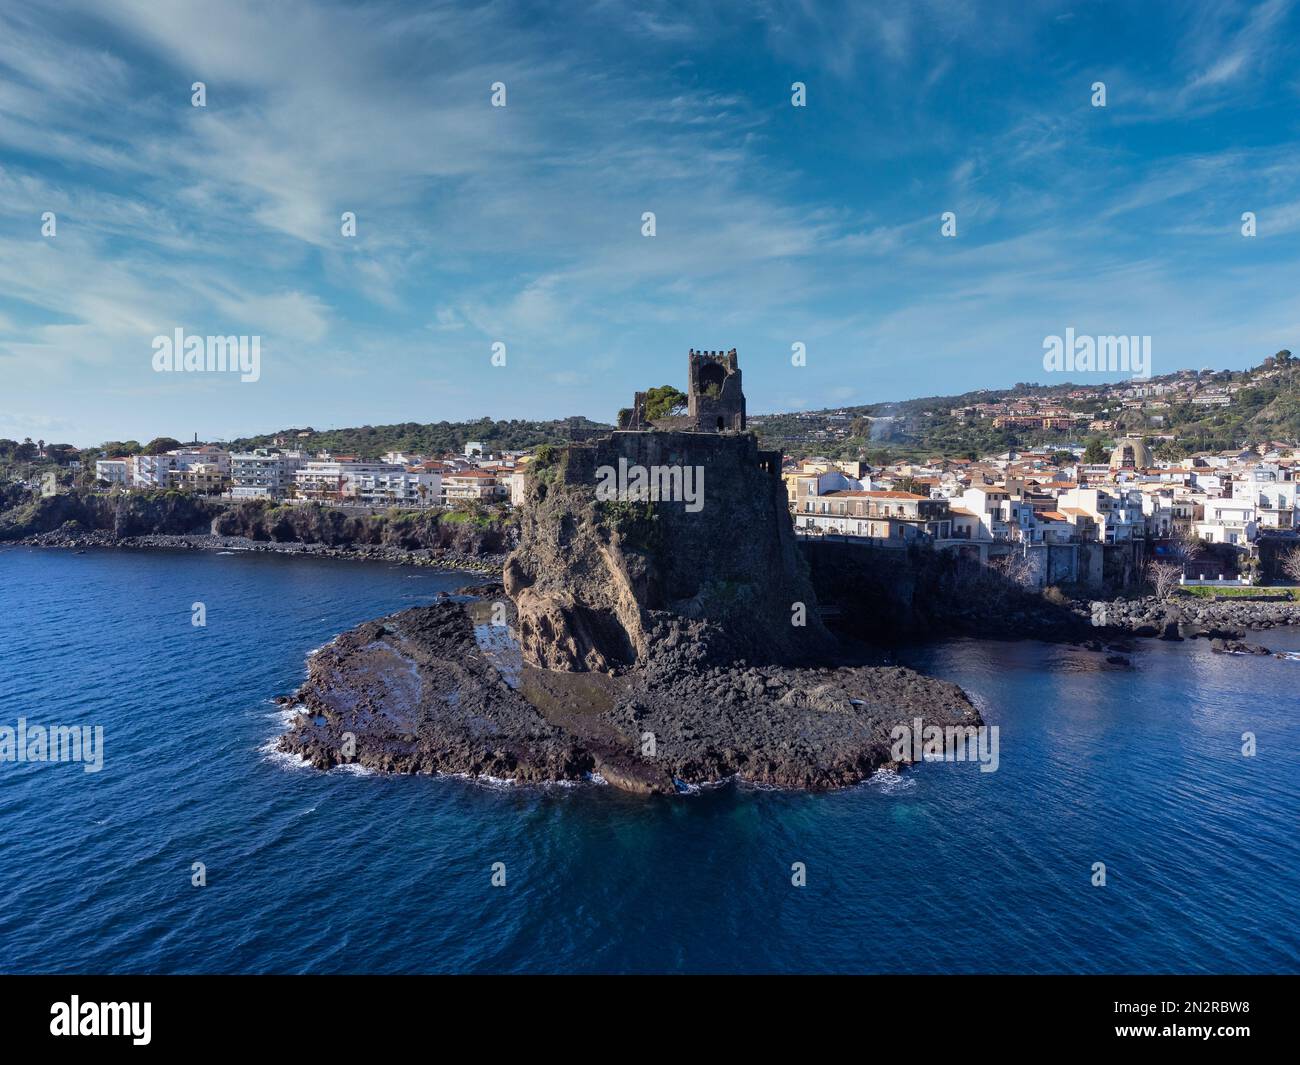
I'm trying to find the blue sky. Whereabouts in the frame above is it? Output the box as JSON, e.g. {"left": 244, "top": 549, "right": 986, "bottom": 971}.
{"left": 2, "top": 0, "right": 1299, "bottom": 446}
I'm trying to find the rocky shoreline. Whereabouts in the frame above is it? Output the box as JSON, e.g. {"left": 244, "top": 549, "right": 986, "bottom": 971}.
{"left": 6, "top": 528, "right": 506, "bottom": 574}
{"left": 940, "top": 588, "right": 1300, "bottom": 647}
{"left": 15, "top": 522, "right": 1296, "bottom": 792}
{"left": 1086, "top": 594, "right": 1300, "bottom": 638}
{"left": 276, "top": 599, "right": 982, "bottom": 793}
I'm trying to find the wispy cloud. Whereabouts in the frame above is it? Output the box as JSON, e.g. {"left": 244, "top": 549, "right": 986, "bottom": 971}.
{"left": 1, "top": 0, "right": 1298, "bottom": 443}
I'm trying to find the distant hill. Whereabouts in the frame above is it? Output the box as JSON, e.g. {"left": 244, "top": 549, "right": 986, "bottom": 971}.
{"left": 224, "top": 416, "right": 612, "bottom": 459}
{"left": 753, "top": 353, "right": 1299, "bottom": 461}
{"left": 6, "top": 353, "right": 1298, "bottom": 478}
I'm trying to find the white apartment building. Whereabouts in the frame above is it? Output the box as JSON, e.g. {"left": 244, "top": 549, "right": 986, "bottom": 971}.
{"left": 1195, "top": 498, "right": 1257, "bottom": 545}
{"left": 94, "top": 459, "right": 130, "bottom": 485}
{"left": 169, "top": 446, "right": 231, "bottom": 476}
{"left": 349, "top": 471, "right": 442, "bottom": 508}
{"left": 1056, "top": 487, "right": 1144, "bottom": 543}
{"left": 955, "top": 486, "right": 1039, "bottom": 542}
{"left": 230, "top": 449, "right": 307, "bottom": 499}
{"left": 112, "top": 447, "right": 232, "bottom": 489}
{"left": 1242, "top": 467, "right": 1297, "bottom": 531}
{"left": 131, "top": 453, "right": 182, "bottom": 487}
{"left": 294, "top": 459, "right": 405, "bottom": 502}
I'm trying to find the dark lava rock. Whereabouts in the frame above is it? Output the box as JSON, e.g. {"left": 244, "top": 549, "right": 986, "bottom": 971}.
{"left": 1210, "top": 637, "right": 1272, "bottom": 655}
{"left": 278, "top": 601, "right": 594, "bottom": 783}
{"left": 276, "top": 601, "right": 982, "bottom": 793}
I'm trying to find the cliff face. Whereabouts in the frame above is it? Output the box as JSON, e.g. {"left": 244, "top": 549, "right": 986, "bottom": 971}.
{"left": 0, "top": 490, "right": 512, "bottom": 555}
{"left": 503, "top": 431, "right": 834, "bottom": 672}
{"left": 0, "top": 489, "right": 218, "bottom": 540}
{"left": 211, "top": 500, "right": 512, "bottom": 554}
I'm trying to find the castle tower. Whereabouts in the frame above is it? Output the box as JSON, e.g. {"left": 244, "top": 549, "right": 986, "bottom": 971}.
{"left": 687, "top": 348, "right": 745, "bottom": 432}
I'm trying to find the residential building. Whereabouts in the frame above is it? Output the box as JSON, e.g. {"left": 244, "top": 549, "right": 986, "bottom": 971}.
{"left": 176, "top": 463, "right": 227, "bottom": 495}
{"left": 443, "top": 468, "right": 507, "bottom": 503}
{"left": 1195, "top": 499, "right": 1257, "bottom": 545}
{"left": 1056, "top": 487, "right": 1144, "bottom": 543}
{"left": 131, "top": 453, "right": 182, "bottom": 487}
{"left": 230, "top": 449, "right": 308, "bottom": 499}
{"left": 94, "top": 459, "right": 130, "bottom": 486}
{"left": 794, "top": 490, "right": 952, "bottom": 541}
{"left": 293, "top": 458, "right": 405, "bottom": 503}
{"left": 349, "top": 470, "right": 442, "bottom": 508}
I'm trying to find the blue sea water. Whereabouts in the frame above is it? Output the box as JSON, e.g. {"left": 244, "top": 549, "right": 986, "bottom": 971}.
{"left": 0, "top": 546, "right": 1297, "bottom": 974}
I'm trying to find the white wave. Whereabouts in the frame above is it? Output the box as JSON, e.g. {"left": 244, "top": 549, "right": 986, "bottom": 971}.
{"left": 447, "top": 771, "right": 520, "bottom": 790}
{"left": 863, "top": 767, "right": 916, "bottom": 794}
{"left": 265, "top": 702, "right": 309, "bottom": 728}
{"left": 258, "top": 736, "right": 312, "bottom": 772}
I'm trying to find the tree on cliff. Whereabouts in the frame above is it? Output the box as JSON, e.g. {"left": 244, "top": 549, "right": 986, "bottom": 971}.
{"left": 643, "top": 386, "right": 687, "bottom": 421}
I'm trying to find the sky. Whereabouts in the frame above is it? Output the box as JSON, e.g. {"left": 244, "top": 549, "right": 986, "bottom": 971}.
{"left": 1, "top": 0, "right": 1299, "bottom": 447}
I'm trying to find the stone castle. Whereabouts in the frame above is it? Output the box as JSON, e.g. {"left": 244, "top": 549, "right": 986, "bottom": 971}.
{"left": 619, "top": 348, "right": 746, "bottom": 432}
{"left": 507, "top": 345, "right": 830, "bottom": 672}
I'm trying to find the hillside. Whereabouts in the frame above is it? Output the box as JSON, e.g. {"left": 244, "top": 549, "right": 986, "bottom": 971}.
{"left": 5, "top": 353, "right": 1298, "bottom": 479}
{"left": 753, "top": 352, "right": 1299, "bottom": 461}
{"left": 223, "top": 415, "right": 612, "bottom": 459}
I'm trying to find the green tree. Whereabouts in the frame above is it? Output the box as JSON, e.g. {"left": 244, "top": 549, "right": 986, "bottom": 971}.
{"left": 1083, "top": 438, "right": 1107, "bottom": 464}
{"left": 643, "top": 385, "right": 688, "bottom": 421}
{"left": 143, "top": 436, "right": 183, "bottom": 454}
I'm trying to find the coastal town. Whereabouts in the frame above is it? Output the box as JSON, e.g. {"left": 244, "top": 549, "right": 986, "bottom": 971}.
{"left": 3, "top": 349, "right": 1300, "bottom": 590}
{"left": 58, "top": 433, "right": 1300, "bottom": 573}
{"left": 783, "top": 435, "right": 1299, "bottom": 586}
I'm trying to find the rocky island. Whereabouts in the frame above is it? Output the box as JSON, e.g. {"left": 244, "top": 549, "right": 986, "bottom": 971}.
{"left": 278, "top": 351, "right": 981, "bottom": 792}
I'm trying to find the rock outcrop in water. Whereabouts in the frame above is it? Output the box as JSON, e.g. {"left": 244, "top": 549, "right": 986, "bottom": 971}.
{"left": 279, "top": 350, "right": 985, "bottom": 793}
{"left": 279, "top": 602, "right": 596, "bottom": 782}
{"left": 504, "top": 430, "right": 834, "bottom": 672}
{"left": 278, "top": 598, "right": 981, "bottom": 792}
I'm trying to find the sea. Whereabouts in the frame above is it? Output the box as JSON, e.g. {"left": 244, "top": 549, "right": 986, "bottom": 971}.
{"left": 1, "top": 546, "right": 1296, "bottom": 974}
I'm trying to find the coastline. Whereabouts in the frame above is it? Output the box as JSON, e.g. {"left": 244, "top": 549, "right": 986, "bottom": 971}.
{"left": 4, "top": 528, "right": 506, "bottom": 576}
{"left": 11, "top": 537, "right": 1296, "bottom": 795}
